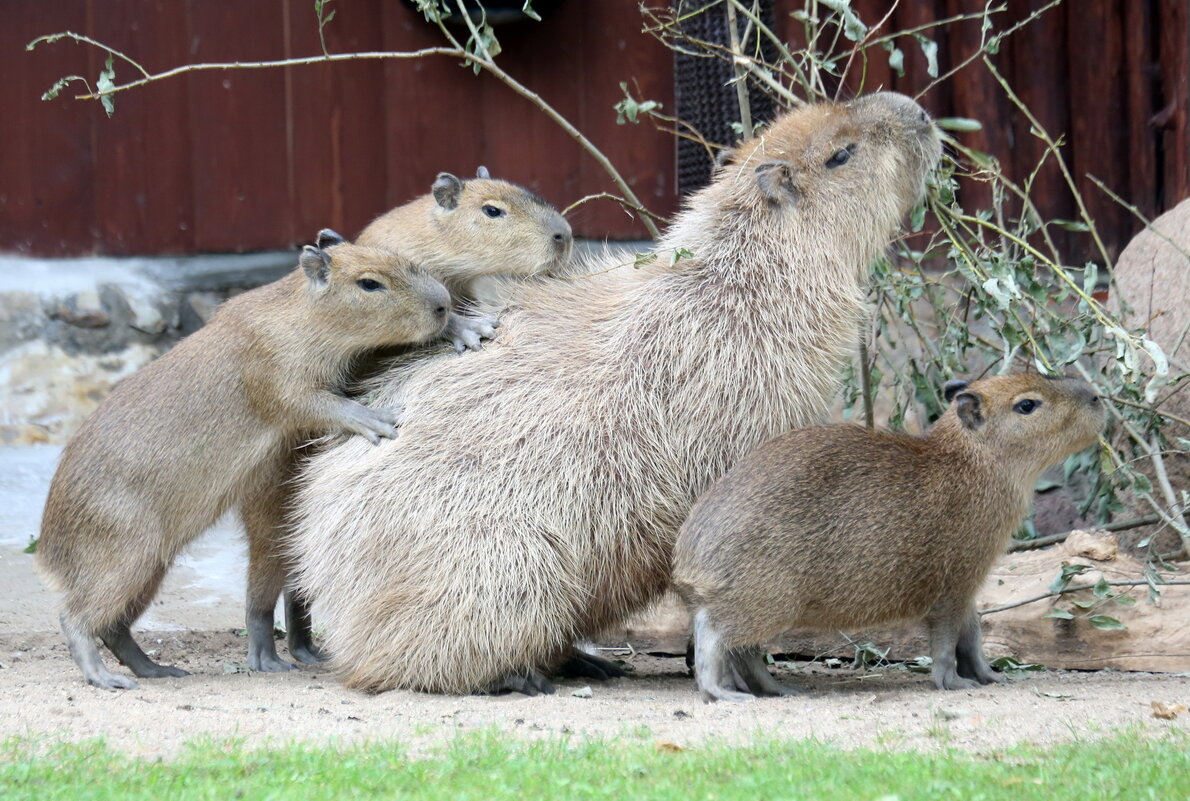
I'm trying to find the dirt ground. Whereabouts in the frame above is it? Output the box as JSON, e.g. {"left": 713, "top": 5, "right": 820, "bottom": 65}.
{"left": 2, "top": 444, "right": 1188, "bottom": 757}
{"left": 2, "top": 630, "right": 1188, "bottom": 758}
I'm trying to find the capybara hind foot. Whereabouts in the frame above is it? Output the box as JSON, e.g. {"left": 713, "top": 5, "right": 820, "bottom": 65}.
{"left": 284, "top": 592, "right": 327, "bottom": 664}
{"left": 289, "top": 642, "right": 327, "bottom": 665}
{"left": 481, "top": 670, "right": 555, "bottom": 696}
{"left": 727, "top": 647, "right": 799, "bottom": 698}
{"left": 555, "top": 647, "right": 626, "bottom": 681}
{"left": 246, "top": 615, "right": 296, "bottom": 673}
{"left": 692, "top": 609, "right": 757, "bottom": 703}
{"left": 100, "top": 624, "right": 189, "bottom": 679}
{"left": 61, "top": 614, "right": 138, "bottom": 691}
{"left": 956, "top": 608, "right": 1006, "bottom": 685}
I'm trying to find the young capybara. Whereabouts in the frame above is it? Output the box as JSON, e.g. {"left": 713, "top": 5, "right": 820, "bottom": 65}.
{"left": 36, "top": 238, "right": 451, "bottom": 690}
{"left": 672, "top": 374, "right": 1105, "bottom": 702}
{"left": 356, "top": 166, "right": 573, "bottom": 351}
{"left": 285, "top": 91, "right": 942, "bottom": 695}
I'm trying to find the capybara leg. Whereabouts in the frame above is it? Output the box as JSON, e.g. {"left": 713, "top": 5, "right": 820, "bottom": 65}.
{"left": 481, "top": 669, "right": 556, "bottom": 696}
{"left": 100, "top": 623, "right": 189, "bottom": 679}
{"left": 554, "top": 646, "right": 626, "bottom": 681}
{"left": 60, "top": 613, "right": 138, "bottom": 691}
{"left": 927, "top": 610, "right": 979, "bottom": 691}
{"left": 243, "top": 499, "right": 296, "bottom": 673}
{"left": 955, "top": 606, "right": 1004, "bottom": 685}
{"left": 692, "top": 608, "right": 754, "bottom": 703}
{"left": 284, "top": 591, "right": 326, "bottom": 664}
{"left": 729, "top": 646, "right": 799, "bottom": 697}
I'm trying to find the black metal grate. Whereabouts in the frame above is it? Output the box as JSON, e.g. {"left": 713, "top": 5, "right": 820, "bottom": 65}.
{"left": 674, "top": 0, "right": 778, "bottom": 195}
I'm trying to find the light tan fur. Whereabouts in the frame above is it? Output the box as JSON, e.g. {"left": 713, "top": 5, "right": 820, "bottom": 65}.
{"left": 673, "top": 374, "right": 1105, "bottom": 702}
{"left": 287, "top": 93, "right": 942, "bottom": 694}
{"left": 358, "top": 168, "right": 572, "bottom": 310}
{"left": 36, "top": 243, "right": 451, "bottom": 690}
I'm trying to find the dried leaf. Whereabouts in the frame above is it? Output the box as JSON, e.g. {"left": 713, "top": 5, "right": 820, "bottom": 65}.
{"left": 1151, "top": 701, "right": 1187, "bottom": 720}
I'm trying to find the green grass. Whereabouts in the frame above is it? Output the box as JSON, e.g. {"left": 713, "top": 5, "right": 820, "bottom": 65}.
{"left": 2, "top": 729, "right": 1187, "bottom": 801}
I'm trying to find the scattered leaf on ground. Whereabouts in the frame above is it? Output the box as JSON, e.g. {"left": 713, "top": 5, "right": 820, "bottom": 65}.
{"left": 1151, "top": 701, "right": 1187, "bottom": 720}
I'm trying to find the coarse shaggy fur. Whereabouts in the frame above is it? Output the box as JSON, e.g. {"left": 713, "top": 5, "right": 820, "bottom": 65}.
{"left": 286, "top": 92, "right": 943, "bottom": 693}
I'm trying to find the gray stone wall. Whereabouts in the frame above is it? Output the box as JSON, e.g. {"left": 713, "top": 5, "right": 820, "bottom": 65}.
{"left": 0, "top": 252, "right": 294, "bottom": 444}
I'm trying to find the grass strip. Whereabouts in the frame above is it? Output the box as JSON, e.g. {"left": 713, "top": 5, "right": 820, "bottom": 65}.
{"left": 2, "top": 728, "right": 1187, "bottom": 801}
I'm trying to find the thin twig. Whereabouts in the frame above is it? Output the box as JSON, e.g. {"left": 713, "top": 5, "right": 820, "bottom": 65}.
{"left": 980, "top": 579, "right": 1190, "bottom": 616}
{"left": 724, "top": 0, "right": 753, "bottom": 138}
{"left": 450, "top": 0, "right": 661, "bottom": 239}
{"left": 561, "top": 193, "right": 668, "bottom": 223}
{"left": 835, "top": 0, "right": 899, "bottom": 100}
{"left": 1007, "top": 515, "right": 1163, "bottom": 552}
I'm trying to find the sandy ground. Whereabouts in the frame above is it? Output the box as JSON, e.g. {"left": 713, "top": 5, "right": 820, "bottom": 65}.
{"left": 2, "top": 444, "right": 1188, "bottom": 757}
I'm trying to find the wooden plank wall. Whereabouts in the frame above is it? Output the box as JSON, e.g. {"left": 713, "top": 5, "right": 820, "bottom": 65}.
{"left": 2, "top": 0, "right": 1187, "bottom": 261}
{"left": 2, "top": 0, "right": 676, "bottom": 256}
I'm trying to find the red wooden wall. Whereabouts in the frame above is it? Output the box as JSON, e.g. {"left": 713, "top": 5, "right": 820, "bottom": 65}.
{"left": 2, "top": 1, "right": 1188, "bottom": 261}
{"left": 2, "top": 0, "right": 677, "bottom": 256}
{"left": 777, "top": 0, "right": 1190, "bottom": 262}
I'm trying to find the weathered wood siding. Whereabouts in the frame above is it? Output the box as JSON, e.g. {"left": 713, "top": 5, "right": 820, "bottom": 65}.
{"left": 2, "top": 1, "right": 1187, "bottom": 260}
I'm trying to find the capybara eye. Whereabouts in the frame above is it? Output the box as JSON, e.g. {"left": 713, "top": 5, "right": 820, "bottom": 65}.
{"left": 357, "top": 278, "right": 384, "bottom": 292}
{"left": 826, "top": 145, "right": 855, "bottom": 168}
{"left": 482, "top": 204, "right": 505, "bottom": 218}
{"left": 1013, "top": 399, "right": 1040, "bottom": 415}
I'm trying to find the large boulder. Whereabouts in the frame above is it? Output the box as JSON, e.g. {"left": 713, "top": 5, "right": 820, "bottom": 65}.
{"left": 1111, "top": 198, "right": 1190, "bottom": 555}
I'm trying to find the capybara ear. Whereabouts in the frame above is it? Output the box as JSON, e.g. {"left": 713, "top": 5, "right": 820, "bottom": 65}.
{"left": 714, "top": 146, "right": 736, "bottom": 169}
{"left": 954, "top": 391, "right": 985, "bottom": 429}
{"left": 755, "top": 160, "right": 801, "bottom": 204}
{"left": 316, "top": 229, "right": 347, "bottom": 249}
{"left": 943, "top": 379, "right": 970, "bottom": 403}
{"left": 475, "top": 165, "right": 491, "bottom": 179}
{"left": 300, "top": 245, "right": 332, "bottom": 286}
{"left": 432, "top": 173, "right": 464, "bottom": 210}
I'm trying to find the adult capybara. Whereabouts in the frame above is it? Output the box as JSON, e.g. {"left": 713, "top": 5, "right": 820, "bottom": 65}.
{"left": 287, "top": 92, "right": 943, "bottom": 694}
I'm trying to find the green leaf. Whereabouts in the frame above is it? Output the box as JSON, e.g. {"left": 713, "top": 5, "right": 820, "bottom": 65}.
{"left": 615, "top": 83, "right": 661, "bottom": 125}
{"left": 41, "top": 76, "right": 74, "bottom": 101}
{"left": 1092, "top": 576, "right": 1111, "bottom": 599}
{"left": 915, "top": 34, "right": 939, "bottom": 78}
{"left": 96, "top": 54, "right": 116, "bottom": 117}
{"left": 1132, "top": 472, "right": 1153, "bottom": 497}
{"left": 883, "top": 41, "right": 904, "bottom": 77}
{"left": 1052, "top": 219, "right": 1090, "bottom": 232}
{"left": 1049, "top": 563, "right": 1090, "bottom": 594}
{"left": 1044, "top": 608, "right": 1074, "bottom": 620}
{"left": 909, "top": 202, "right": 926, "bottom": 232}
{"left": 934, "top": 117, "right": 982, "bottom": 132}
{"left": 23, "top": 538, "right": 38, "bottom": 554}
{"left": 668, "top": 248, "right": 694, "bottom": 267}
{"left": 1088, "top": 614, "right": 1126, "bottom": 631}
{"left": 1113, "top": 594, "right": 1137, "bottom": 607}
{"left": 1071, "top": 599, "right": 1098, "bottom": 609}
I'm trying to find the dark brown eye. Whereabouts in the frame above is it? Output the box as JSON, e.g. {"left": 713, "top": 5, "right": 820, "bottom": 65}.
{"left": 826, "top": 145, "right": 856, "bottom": 168}
{"left": 482, "top": 204, "right": 505, "bottom": 218}
{"left": 357, "top": 278, "right": 384, "bottom": 292}
{"left": 1013, "top": 399, "right": 1041, "bottom": 415}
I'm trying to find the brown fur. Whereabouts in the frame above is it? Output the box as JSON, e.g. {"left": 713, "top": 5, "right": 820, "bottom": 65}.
{"left": 35, "top": 243, "right": 451, "bottom": 690}
{"left": 287, "top": 92, "right": 942, "bottom": 694}
{"left": 672, "top": 374, "right": 1105, "bottom": 702}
